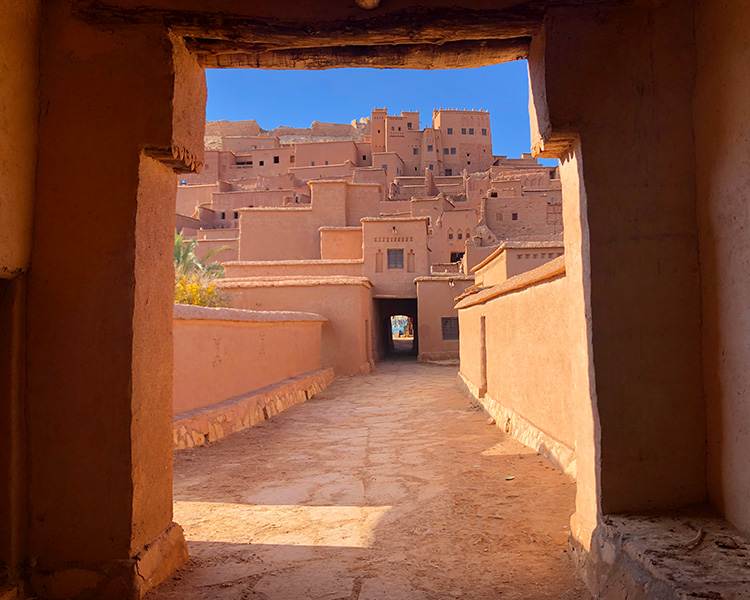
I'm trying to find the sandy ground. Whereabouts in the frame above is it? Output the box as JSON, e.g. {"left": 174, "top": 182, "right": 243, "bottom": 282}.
{"left": 149, "top": 361, "right": 589, "bottom": 600}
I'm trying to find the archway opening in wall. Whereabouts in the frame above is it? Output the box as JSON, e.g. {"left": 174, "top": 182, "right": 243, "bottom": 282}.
{"left": 390, "top": 314, "right": 415, "bottom": 355}
{"left": 162, "top": 32, "right": 574, "bottom": 597}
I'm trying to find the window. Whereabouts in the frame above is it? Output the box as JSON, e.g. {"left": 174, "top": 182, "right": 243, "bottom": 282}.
{"left": 467, "top": 161, "right": 471, "bottom": 165}
{"left": 362, "top": 155, "right": 367, "bottom": 160}
{"left": 443, "top": 148, "right": 449, "bottom": 155}
{"left": 450, "top": 252, "right": 464, "bottom": 262}
{"left": 448, "top": 230, "right": 454, "bottom": 240}
{"left": 461, "top": 128, "right": 467, "bottom": 134}
{"left": 221, "top": 212, "right": 225, "bottom": 219}
{"left": 441, "top": 317, "right": 459, "bottom": 341}
{"left": 311, "top": 161, "right": 315, "bottom": 166}
{"left": 377, "top": 129, "right": 381, "bottom": 133}
{"left": 490, "top": 191, "right": 498, "bottom": 198}
{"left": 387, "top": 249, "right": 404, "bottom": 269}
{"left": 414, "top": 167, "right": 418, "bottom": 171}
{"left": 469, "top": 128, "right": 474, "bottom": 135}
{"left": 290, "top": 155, "right": 295, "bottom": 163}
{"left": 381, "top": 164, "right": 387, "bottom": 170}
{"left": 445, "top": 169, "right": 452, "bottom": 176}
{"left": 273, "top": 155, "right": 279, "bottom": 163}
{"left": 391, "top": 126, "right": 395, "bottom": 131}
{"left": 458, "top": 232, "right": 463, "bottom": 240}
{"left": 429, "top": 164, "right": 434, "bottom": 170}
{"left": 398, "top": 126, "right": 401, "bottom": 131}
{"left": 233, "top": 211, "right": 239, "bottom": 219}
{"left": 427, "top": 144, "right": 433, "bottom": 152}
{"left": 407, "top": 122, "right": 413, "bottom": 130}
{"left": 413, "top": 148, "right": 419, "bottom": 155}
{"left": 447, "top": 128, "right": 453, "bottom": 134}
{"left": 450, "top": 148, "right": 456, "bottom": 155}
{"left": 259, "top": 160, "right": 264, "bottom": 166}
{"left": 179, "top": 179, "right": 186, "bottom": 185}
{"left": 482, "top": 128, "right": 487, "bottom": 136}
{"left": 325, "top": 160, "right": 329, "bottom": 165}
{"left": 512, "top": 212, "right": 519, "bottom": 221}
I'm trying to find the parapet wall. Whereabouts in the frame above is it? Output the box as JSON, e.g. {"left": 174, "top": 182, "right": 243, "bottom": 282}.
{"left": 173, "top": 304, "right": 328, "bottom": 415}
{"left": 456, "top": 257, "right": 576, "bottom": 475}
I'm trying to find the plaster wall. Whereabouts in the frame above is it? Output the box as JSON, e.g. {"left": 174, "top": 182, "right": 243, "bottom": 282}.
{"left": 173, "top": 306, "right": 324, "bottom": 414}
{"left": 320, "top": 228, "right": 363, "bottom": 260}
{"left": 183, "top": 150, "right": 234, "bottom": 184}
{"left": 224, "top": 260, "right": 362, "bottom": 279}
{"left": 362, "top": 218, "right": 429, "bottom": 298}
{"left": 344, "top": 183, "right": 382, "bottom": 225}
{"left": 222, "top": 280, "right": 374, "bottom": 376}
{"left": 193, "top": 238, "right": 238, "bottom": 263}
{"left": 295, "top": 141, "right": 358, "bottom": 167}
{"left": 416, "top": 278, "right": 473, "bottom": 361}
{"left": 695, "top": 0, "right": 750, "bottom": 535}
{"left": 529, "top": 1, "right": 705, "bottom": 520}
{"left": 238, "top": 181, "right": 347, "bottom": 261}
{"left": 457, "top": 270, "right": 575, "bottom": 455}
{"left": 221, "top": 136, "right": 279, "bottom": 153}
{"left": 176, "top": 183, "right": 215, "bottom": 216}
{"left": 485, "top": 195, "right": 563, "bottom": 240}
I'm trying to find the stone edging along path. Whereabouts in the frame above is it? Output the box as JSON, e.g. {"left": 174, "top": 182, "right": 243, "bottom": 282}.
{"left": 173, "top": 367, "right": 335, "bottom": 450}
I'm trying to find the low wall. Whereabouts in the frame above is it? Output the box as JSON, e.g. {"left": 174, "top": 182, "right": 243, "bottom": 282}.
{"left": 223, "top": 259, "right": 362, "bottom": 279}
{"left": 174, "top": 368, "right": 334, "bottom": 450}
{"left": 455, "top": 257, "right": 576, "bottom": 475}
{"left": 173, "top": 304, "right": 327, "bottom": 414}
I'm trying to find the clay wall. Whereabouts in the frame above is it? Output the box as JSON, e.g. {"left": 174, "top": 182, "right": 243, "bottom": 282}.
{"left": 176, "top": 183, "right": 216, "bottom": 217}
{"left": 344, "top": 183, "right": 383, "bottom": 225}
{"left": 416, "top": 277, "right": 474, "bottom": 361}
{"left": 199, "top": 228, "right": 239, "bottom": 240}
{"left": 221, "top": 279, "right": 374, "bottom": 376}
{"left": 224, "top": 260, "right": 362, "bottom": 279}
{"left": 238, "top": 181, "right": 348, "bottom": 261}
{"left": 290, "top": 163, "right": 354, "bottom": 181}
{"left": 192, "top": 238, "right": 238, "bottom": 263}
{"left": 355, "top": 142, "right": 372, "bottom": 167}
{"left": 294, "top": 140, "right": 358, "bottom": 167}
{"left": 220, "top": 135, "right": 280, "bottom": 153}
{"left": 362, "top": 218, "right": 429, "bottom": 297}
{"left": 320, "top": 228, "right": 363, "bottom": 260}
{"left": 247, "top": 146, "right": 296, "bottom": 177}
{"left": 695, "top": 0, "right": 750, "bottom": 535}
{"left": 485, "top": 196, "right": 563, "bottom": 241}
{"left": 173, "top": 305, "right": 325, "bottom": 414}
{"left": 213, "top": 189, "right": 293, "bottom": 210}
{"left": 372, "top": 152, "right": 405, "bottom": 183}
{"left": 175, "top": 214, "right": 202, "bottom": 236}
{"left": 183, "top": 150, "right": 235, "bottom": 184}
{"left": 431, "top": 209, "right": 477, "bottom": 264}
{"left": 457, "top": 261, "right": 575, "bottom": 468}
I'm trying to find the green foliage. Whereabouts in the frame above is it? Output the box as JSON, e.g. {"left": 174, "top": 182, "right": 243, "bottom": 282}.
{"left": 174, "top": 230, "right": 230, "bottom": 306}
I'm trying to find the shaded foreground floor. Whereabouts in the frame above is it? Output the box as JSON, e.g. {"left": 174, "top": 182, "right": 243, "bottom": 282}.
{"left": 150, "top": 362, "right": 589, "bottom": 600}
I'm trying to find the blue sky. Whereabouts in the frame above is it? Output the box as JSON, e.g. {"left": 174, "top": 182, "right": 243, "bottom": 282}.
{"left": 206, "top": 60, "right": 555, "bottom": 165}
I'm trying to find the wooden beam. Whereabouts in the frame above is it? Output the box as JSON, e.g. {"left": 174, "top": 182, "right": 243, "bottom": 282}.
{"left": 191, "top": 37, "right": 531, "bottom": 69}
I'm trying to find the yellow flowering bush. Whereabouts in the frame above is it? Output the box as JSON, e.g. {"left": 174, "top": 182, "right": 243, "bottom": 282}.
{"left": 173, "top": 230, "right": 230, "bottom": 307}
{"left": 174, "top": 273, "right": 226, "bottom": 307}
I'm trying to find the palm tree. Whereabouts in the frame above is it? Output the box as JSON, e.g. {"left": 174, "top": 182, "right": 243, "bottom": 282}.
{"left": 174, "top": 230, "right": 230, "bottom": 278}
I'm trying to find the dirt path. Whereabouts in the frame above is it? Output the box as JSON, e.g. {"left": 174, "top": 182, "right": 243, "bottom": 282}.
{"left": 149, "top": 361, "right": 589, "bottom": 600}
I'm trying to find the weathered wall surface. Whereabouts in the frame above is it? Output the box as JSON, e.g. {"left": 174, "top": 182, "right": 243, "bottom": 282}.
{"left": 224, "top": 260, "right": 362, "bottom": 279}
{"left": 173, "top": 305, "right": 326, "bottom": 414}
{"left": 0, "top": 1, "right": 40, "bottom": 585}
{"left": 416, "top": 277, "right": 473, "bottom": 361}
{"left": 221, "top": 279, "right": 374, "bottom": 376}
{"left": 320, "top": 228, "right": 363, "bottom": 260}
{"left": 695, "top": 0, "right": 750, "bottom": 535}
{"left": 529, "top": 0, "right": 705, "bottom": 529}
{"left": 457, "top": 262, "right": 575, "bottom": 472}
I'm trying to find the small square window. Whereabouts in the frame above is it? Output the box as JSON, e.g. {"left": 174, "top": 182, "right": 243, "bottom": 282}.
{"left": 311, "top": 161, "right": 315, "bottom": 166}
{"left": 413, "top": 148, "right": 419, "bottom": 155}
{"left": 461, "top": 128, "right": 467, "bottom": 134}
{"left": 448, "top": 232, "right": 454, "bottom": 240}
{"left": 407, "top": 122, "right": 413, "bottom": 130}
{"left": 445, "top": 169, "right": 452, "bottom": 176}
{"left": 233, "top": 211, "right": 239, "bottom": 219}
{"left": 469, "top": 128, "right": 474, "bottom": 135}
{"left": 447, "top": 128, "right": 453, "bottom": 134}
{"left": 482, "top": 128, "right": 487, "bottom": 136}
{"left": 273, "top": 155, "right": 279, "bottom": 163}
{"left": 429, "top": 164, "right": 434, "bottom": 170}
{"left": 221, "top": 212, "right": 226, "bottom": 219}
{"left": 398, "top": 126, "right": 401, "bottom": 131}
{"left": 387, "top": 249, "right": 404, "bottom": 269}
{"left": 450, "top": 148, "right": 456, "bottom": 155}
{"left": 512, "top": 213, "right": 519, "bottom": 221}
{"left": 259, "top": 160, "right": 264, "bottom": 166}
{"left": 381, "top": 164, "right": 387, "bottom": 170}
{"left": 443, "top": 148, "right": 449, "bottom": 155}
{"left": 325, "top": 160, "right": 329, "bottom": 165}
{"left": 290, "top": 155, "right": 295, "bottom": 163}
{"left": 458, "top": 232, "right": 463, "bottom": 240}
{"left": 427, "top": 144, "right": 433, "bottom": 152}
{"left": 362, "top": 155, "right": 367, "bottom": 160}
{"left": 490, "top": 191, "right": 498, "bottom": 198}
{"left": 441, "top": 317, "right": 459, "bottom": 341}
